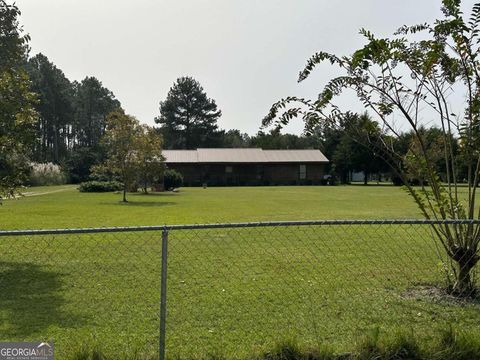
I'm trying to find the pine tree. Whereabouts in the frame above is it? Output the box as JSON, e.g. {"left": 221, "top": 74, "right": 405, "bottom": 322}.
{"left": 155, "top": 76, "right": 221, "bottom": 149}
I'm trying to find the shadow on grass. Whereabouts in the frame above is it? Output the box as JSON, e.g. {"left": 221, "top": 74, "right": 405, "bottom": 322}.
{"left": 129, "top": 192, "right": 179, "bottom": 197}
{"left": 348, "top": 183, "right": 395, "bottom": 187}
{"left": 113, "top": 201, "right": 177, "bottom": 207}
{"left": 0, "top": 261, "right": 85, "bottom": 339}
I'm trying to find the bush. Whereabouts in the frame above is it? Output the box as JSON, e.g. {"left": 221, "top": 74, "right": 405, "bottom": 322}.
{"left": 164, "top": 169, "right": 183, "bottom": 190}
{"left": 89, "top": 164, "right": 122, "bottom": 182}
{"left": 78, "top": 181, "right": 124, "bottom": 193}
{"left": 29, "top": 163, "right": 67, "bottom": 186}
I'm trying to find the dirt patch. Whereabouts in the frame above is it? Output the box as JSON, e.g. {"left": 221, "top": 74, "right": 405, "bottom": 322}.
{"left": 402, "top": 284, "right": 480, "bottom": 306}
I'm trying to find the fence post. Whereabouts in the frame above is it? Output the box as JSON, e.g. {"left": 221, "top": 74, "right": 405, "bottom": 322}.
{"left": 159, "top": 227, "right": 168, "bottom": 360}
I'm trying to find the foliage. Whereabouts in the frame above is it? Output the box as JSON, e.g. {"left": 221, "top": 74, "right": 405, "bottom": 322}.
{"left": 263, "top": 0, "right": 480, "bottom": 296}
{"left": 325, "top": 112, "right": 389, "bottom": 184}
{"left": 24, "top": 53, "right": 120, "bottom": 178}
{"left": 0, "top": 0, "right": 37, "bottom": 198}
{"left": 28, "top": 162, "right": 67, "bottom": 186}
{"left": 155, "top": 76, "right": 222, "bottom": 149}
{"left": 99, "top": 110, "right": 164, "bottom": 200}
{"left": 219, "top": 129, "right": 251, "bottom": 148}
{"left": 100, "top": 109, "right": 140, "bottom": 202}
{"left": 164, "top": 169, "right": 183, "bottom": 190}
{"left": 89, "top": 163, "right": 121, "bottom": 183}
{"left": 26, "top": 53, "right": 74, "bottom": 163}
{"left": 73, "top": 76, "right": 121, "bottom": 148}
{"left": 136, "top": 125, "right": 164, "bottom": 193}
{"left": 78, "top": 181, "right": 123, "bottom": 193}
{"left": 249, "top": 129, "right": 320, "bottom": 150}
{"left": 65, "top": 146, "right": 106, "bottom": 184}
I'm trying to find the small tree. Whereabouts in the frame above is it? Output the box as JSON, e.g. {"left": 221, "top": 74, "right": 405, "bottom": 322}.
{"left": 263, "top": 0, "right": 480, "bottom": 296}
{"left": 164, "top": 169, "right": 183, "bottom": 190}
{"left": 136, "top": 125, "right": 164, "bottom": 193}
{"left": 101, "top": 109, "right": 140, "bottom": 202}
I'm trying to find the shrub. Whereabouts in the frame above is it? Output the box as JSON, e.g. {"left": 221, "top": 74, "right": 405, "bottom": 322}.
{"left": 164, "top": 169, "right": 183, "bottom": 190}
{"left": 29, "top": 163, "right": 67, "bottom": 186}
{"left": 89, "top": 164, "right": 122, "bottom": 182}
{"left": 78, "top": 181, "right": 123, "bottom": 193}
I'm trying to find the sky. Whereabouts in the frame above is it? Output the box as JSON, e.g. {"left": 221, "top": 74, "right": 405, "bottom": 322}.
{"left": 15, "top": 0, "right": 477, "bottom": 135}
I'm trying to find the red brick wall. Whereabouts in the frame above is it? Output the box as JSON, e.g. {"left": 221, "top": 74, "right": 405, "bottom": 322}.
{"left": 167, "top": 163, "right": 326, "bottom": 186}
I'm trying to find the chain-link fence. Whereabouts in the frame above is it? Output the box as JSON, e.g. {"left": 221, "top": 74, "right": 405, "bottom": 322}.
{"left": 0, "top": 220, "right": 479, "bottom": 359}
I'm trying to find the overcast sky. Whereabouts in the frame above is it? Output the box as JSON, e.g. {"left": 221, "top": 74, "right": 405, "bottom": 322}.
{"left": 16, "top": 0, "right": 476, "bottom": 135}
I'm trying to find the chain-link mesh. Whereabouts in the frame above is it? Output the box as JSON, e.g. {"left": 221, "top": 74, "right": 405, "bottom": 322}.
{"left": 0, "top": 221, "right": 479, "bottom": 359}
{"left": 0, "top": 230, "right": 163, "bottom": 358}
{"left": 166, "top": 222, "right": 479, "bottom": 358}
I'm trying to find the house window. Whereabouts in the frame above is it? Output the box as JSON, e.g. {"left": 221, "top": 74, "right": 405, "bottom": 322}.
{"left": 299, "top": 164, "right": 306, "bottom": 180}
{"left": 225, "top": 166, "right": 233, "bottom": 174}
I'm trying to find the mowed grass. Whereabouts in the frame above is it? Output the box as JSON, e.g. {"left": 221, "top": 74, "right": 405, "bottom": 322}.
{"left": 1, "top": 184, "right": 424, "bottom": 229}
{"left": 1, "top": 185, "right": 480, "bottom": 359}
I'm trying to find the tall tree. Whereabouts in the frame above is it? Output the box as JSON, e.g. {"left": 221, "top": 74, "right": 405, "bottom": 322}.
{"left": 155, "top": 76, "right": 222, "bottom": 149}
{"left": 73, "top": 76, "right": 120, "bottom": 148}
{"left": 0, "top": 0, "right": 37, "bottom": 197}
{"left": 263, "top": 0, "right": 480, "bottom": 296}
{"left": 249, "top": 129, "right": 319, "bottom": 149}
{"left": 220, "top": 129, "right": 250, "bottom": 148}
{"left": 27, "top": 53, "right": 74, "bottom": 163}
{"left": 402, "top": 127, "right": 457, "bottom": 185}
{"left": 325, "top": 113, "right": 387, "bottom": 184}
{"left": 348, "top": 113, "right": 387, "bottom": 185}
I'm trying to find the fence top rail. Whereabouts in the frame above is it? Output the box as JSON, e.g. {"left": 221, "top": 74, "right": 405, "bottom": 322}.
{"left": 1, "top": 219, "right": 480, "bottom": 236}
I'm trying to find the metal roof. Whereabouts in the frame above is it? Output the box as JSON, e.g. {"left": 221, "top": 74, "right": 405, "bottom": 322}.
{"left": 161, "top": 150, "right": 198, "bottom": 163}
{"left": 263, "top": 150, "right": 328, "bottom": 162}
{"left": 163, "top": 148, "right": 328, "bottom": 163}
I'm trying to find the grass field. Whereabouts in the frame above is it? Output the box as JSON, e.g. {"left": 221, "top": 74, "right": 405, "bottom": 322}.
{"left": 1, "top": 185, "right": 480, "bottom": 359}
{"left": 1, "top": 184, "right": 423, "bottom": 229}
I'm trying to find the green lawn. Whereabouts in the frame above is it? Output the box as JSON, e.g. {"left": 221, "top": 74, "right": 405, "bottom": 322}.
{"left": 1, "top": 185, "right": 479, "bottom": 359}
{"left": 1, "top": 184, "right": 423, "bottom": 229}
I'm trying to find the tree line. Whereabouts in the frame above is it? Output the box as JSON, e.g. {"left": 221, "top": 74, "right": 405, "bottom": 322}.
{"left": 157, "top": 76, "right": 471, "bottom": 185}
{"left": 25, "top": 53, "right": 121, "bottom": 182}
{"left": 25, "top": 56, "right": 468, "bottom": 186}
{"left": 1, "top": 0, "right": 473, "bottom": 198}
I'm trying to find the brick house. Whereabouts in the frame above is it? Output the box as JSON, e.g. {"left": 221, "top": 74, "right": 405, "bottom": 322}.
{"left": 163, "top": 148, "right": 329, "bottom": 186}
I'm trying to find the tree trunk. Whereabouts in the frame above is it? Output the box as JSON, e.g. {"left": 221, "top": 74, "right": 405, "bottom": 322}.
{"left": 53, "top": 124, "right": 59, "bottom": 164}
{"left": 451, "top": 248, "right": 478, "bottom": 296}
{"left": 123, "top": 185, "right": 127, "bottom": 202}
{"left": 363, "top": 171, "right": 368, "bottom": 185}
{"left": 453, "top": 262, "right": 475, "bottom": 296}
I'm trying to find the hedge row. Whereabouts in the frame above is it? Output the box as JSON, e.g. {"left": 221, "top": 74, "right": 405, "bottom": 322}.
{"left": 78, "top": 181, "right": 123, "bottom": 193}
